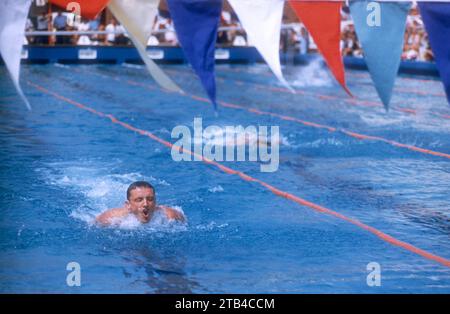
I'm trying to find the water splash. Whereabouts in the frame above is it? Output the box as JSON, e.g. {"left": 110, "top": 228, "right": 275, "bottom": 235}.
{"left": 290, "top": 58, "right": 333, "bottom": 88}
{"left": 36, "top": 161, "right": 183, "bottom": 231}
{"left": 208, "top": 185, "right": 224, "bottom": 193}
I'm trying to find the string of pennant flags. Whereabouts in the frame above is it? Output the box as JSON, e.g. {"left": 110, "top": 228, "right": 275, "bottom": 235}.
{"left": 1, "top": 0, "right": 449, "bottom": 111}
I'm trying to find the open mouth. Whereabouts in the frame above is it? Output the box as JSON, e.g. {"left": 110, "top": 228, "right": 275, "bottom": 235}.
{"left": 141, "top": 209, "right": 150, "bottom": 219}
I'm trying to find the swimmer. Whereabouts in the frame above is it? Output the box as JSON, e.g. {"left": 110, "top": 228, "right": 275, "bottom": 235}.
{"left": 96, "top": 181, "right": 185, "bottom": 225}
{"left": 228, "top": 133, "right": 280, "bottom": 148}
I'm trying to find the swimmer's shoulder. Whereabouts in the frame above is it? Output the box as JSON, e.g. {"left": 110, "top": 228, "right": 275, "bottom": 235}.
{"left": 158, "top": 205, "right": 185, "bottom": 222}
{"left": 96, "top": 207, "right": 129, "bottom": 225}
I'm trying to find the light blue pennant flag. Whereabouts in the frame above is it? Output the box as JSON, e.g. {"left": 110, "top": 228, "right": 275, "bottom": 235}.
{"left": 350, "top": 0, "right": 411, "bottom": 110}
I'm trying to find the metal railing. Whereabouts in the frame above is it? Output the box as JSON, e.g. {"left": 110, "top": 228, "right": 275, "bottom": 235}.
{"left": 24, "top": 23, "right": 303, "bottom": 37}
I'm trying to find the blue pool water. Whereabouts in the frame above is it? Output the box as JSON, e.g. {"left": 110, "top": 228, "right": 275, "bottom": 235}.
{"left": 1, "top": 59, "right": 449, "bottom": 293}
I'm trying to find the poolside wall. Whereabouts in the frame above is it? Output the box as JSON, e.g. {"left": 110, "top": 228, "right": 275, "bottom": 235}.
{"left": 1, "top": 45, "right": 439, "bottom": 77}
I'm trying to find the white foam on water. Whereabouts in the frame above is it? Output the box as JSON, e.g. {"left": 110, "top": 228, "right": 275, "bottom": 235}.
{"left": 298, "top": 137, "right": 345, "bottom": 148}
{"left": 70, "top": 204, "right": 188, "bottom": 233}
{"left": 279, "top": 135, "right": 292, "bottom": 147}
{"left": 198, "top": 127, "right": 289, "bottom": 148}
{"left": 54, "top": 63, "right": 71, "bottom": 69}
{"left": 195, "top": 221, "right": 229, "bottom": 231}
{"left": 359, "top": 111, "right": 450, "bottom": 133}
{"left": 70, "top": 205, "right": 100, "bottom": 226}
{"left": 115, "top": 214, "right": 143, "bottom": 230}
{"left": 208, "top": 185, "right": 224, "bottom": 193}
{"left": 359, "top": 113, "right": 413, "bottom": 127}
{"left": 114, "top": 207, "right": 187, "bottom": 232}
{"left": 290, "top": 58, "right": 333, "bottom": 88}
{"left": 156, "top": 127, "right": 171, "bottom": 135}
{"left": 122, "top": 63, "right": 145, "bottom": 70}
{"left": 148, "top": 176, "right": 171, "bottom": 186}
{"left": 38, "top": 161, "right": 183, "bottom": 231}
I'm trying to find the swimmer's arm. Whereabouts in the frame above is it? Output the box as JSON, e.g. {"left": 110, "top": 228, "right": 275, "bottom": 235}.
{"left": 161, "top": 206, "right": 186, "bottom": 222}
{"left": 95, "top": 208, "right": 128, "bottom": 225}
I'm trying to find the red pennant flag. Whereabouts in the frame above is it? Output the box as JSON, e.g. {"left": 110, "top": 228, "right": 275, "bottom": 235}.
{"left": 289, "top": 1, "right": 351, "bottom": 96}
{"left": 49, "top": 0, "right": 110, "bottom": 20}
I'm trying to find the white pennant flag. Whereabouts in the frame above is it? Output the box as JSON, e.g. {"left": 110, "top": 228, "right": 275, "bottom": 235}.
{"left": 228, "top": 0, "right": 293, "bottom": 92}
{"left": 0, "top": 0, "right": 32, "bottom": 109}
{"left": 108, "top": 0, "right": 183, "bottom": 93}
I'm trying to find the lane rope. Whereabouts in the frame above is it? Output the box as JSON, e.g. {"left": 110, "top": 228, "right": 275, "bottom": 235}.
{"left": 118, "top": 71, "right": 450, "bottom": 161}
{"left": 54, "top": 64, "right": 450, "bottom": 160}
{"left": 165, "top": 67, "right": 450, "bottom": 119}
{"left": 27, "top": 80, "right": 450, "bottom": 269}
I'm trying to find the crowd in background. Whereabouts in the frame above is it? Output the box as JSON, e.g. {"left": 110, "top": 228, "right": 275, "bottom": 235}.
{"left": 339, "top": 4, "right": 434, "bottom": 61}
{"left": 25, "top": 1, "right": 434, "bottom": 62}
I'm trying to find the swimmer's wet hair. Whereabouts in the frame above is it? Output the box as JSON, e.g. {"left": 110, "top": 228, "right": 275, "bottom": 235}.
{"left": 127, "top": 181, "right": 155, "bottom": 200}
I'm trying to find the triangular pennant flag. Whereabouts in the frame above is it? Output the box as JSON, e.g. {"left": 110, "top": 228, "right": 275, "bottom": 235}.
{"left": 350, "top": 0, "right": 410, "bottom": 110}
{"left": 418, "top": 2, "right": 450, "bottom": 105}
{"left": 0, "top": 0, "right": 32, "bottom": 110}
{"left": 108, "top": 0, "right": 158, "bottom": 48}
{"left": 167, "top": 0, "right": 223, "bottom": 110}
{"left": 228, "top": 0, "right": 293, "bottom": 92}
{"left": 108, "top": 0, "right": 183, "bottom": 93}
{"left": 289, "top": 0, "right": 351, "bottom": 95}
{"left": 49, "top": 0, "right": 110, "bottom": 20}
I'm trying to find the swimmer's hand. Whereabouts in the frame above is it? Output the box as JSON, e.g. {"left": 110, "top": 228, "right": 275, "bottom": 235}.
{"left": 161, "top": 206, "right": 186, "bottom": 222}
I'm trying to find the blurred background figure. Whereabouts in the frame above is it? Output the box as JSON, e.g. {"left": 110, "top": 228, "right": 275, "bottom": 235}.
{"left": 53, "top": 11, "right": 67, "bottom": 45}
{"left": 105, "top": 18, "right": 118, "bottom": 45}
{"left": 77, "top": 18, "right": 92, "bottom": 45}
{"left": 35, "top": 12, "right": 49, "bottom": 45}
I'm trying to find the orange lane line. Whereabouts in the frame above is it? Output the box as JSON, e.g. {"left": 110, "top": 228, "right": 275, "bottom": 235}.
{"left": 56, "top": 66, "right": 450, "bottom": 160}
{"left": 166, "top": 67, "right": 449, "bottom": 119}
{"left": 27, "top": 80, "right": 450, "bottom": 269}
{"left": 124, "top": 76, "right": 450, "bottom": 160}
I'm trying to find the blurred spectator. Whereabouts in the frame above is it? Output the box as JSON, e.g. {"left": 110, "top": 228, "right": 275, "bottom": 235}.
{"left": 21, "top": 3, "right": 435, "bottom": 64}
{"left": 115, "top": 23, "right": 130, "bottom": 45}
{"left": 402, "top": 7, "right": 433, "bottom": 62}
{"left": 341, "top": 4, "right": 351, "bottom": 21}
{"left": 25, "top": 18, "right": 35, "bottom": 45}
{"left": 53, "top": 12, "right": 67, "bottom": 31}
{"left": 163, "top": 19, "right": 178, "bottom": 46}
{"left": 35, "top": 12, "right": 49, "bottom": 45}
{"left": 96, "top": 24, "right": 107, "bottom": 45}
{"left": 89, "top": 17, "right": 101, "bottom": 32}
{"left": 77, "top": 18, "right": 92, "bottom": 45}
{"left": 105, "top": 18, "right": 118, "bottom": 45}
{"left": 340, "top": 23, "right": 363, "bottom": 57}
{"left": 53, "top": 12, "right": 68, "bottom": 44}
{"left": 228, "top": 14, "right": 245, "bottom": 46}
{"left": 280, "top": 27, "right": 290, "bottom": 54}
{"left": 291, "top": 25, "right": 309, "bottom": 54}
{"left": 217, "top": 11, "right": 232, "bottom": 45}
{"left": 88, "top": 17, "right": 103, "bottom": 45}
{"left": 152, "top": 15, "right": 177, "bottom": 45}
{"left": 158, "top": 17, "right": 178, "bottom": 46}
{"left": 231, "top": 19, "right": 247, "bottom": 47}
{"left": 402, "top": 43, "right": 419, "bottom": 60}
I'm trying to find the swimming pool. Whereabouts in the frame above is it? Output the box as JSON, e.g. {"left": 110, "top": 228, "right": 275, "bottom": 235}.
{"left": 1, "top": 60, "right": 449, "bottom": 293}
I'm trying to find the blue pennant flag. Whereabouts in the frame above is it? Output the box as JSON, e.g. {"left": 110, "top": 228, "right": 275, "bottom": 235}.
{"left": 167, "top": 0, "right": 223, "bottom": 110}
{"left": 419, "top": 2, "right": 450, "bottom": 105}
{"left": 350, "top": 0, "right": 410, "bottom": 110}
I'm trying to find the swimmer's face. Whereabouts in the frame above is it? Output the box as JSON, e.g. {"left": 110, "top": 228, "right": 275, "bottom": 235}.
{"left": 126, "top": 187, "right": 156, "bottom": 223}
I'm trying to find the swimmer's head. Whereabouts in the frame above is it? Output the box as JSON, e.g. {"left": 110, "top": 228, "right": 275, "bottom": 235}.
{"left": 125, "top": 181, "right": 156, "bottom": 223}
